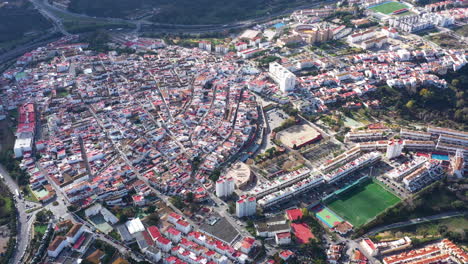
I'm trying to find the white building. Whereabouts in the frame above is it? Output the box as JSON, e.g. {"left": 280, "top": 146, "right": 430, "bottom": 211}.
{"left": 215, "top": 45, "right": 229, "bottom": 54}
{"left": 14, "top": 137, "right": 33, "bottom": 158}
{"left": 403, "top": 161, "right": 444, "bottom": 192}
{"left": 275, "top": 232, "right": 291, "bottom": 245}
{"left": 144, "top": 246, "right": 162, "bottom": 263}
{"left": 198, "top": 41, "right": 212, "bottom": 52}
{"left": 175, "top": 219, "right": 192, "bottom": 234}
{"left": 269, "top": 62, "right": 296, "bottom": 93}
{"left": 215, "top": 177, "right": 234, "bottom": 197}
{"left": 48, "top": 236, "right": 68, "bottom": 258}
{"left": 66, "top": 224, "right": 85, "bottom": 244}
{"left": 126, "top": 218, "right": 145, "bottom": 235}
{"left": 156, "top": 236, "right": 172, "bottom": 252}
{"left": 345, "top": 129, "right": 388, "bottom": 142}
{"left": 386, "top": 139, "right": 404, "bottom": 159}
{"left": 400, "top": 129, "right": 432, "bottom": 141}
{"left": 236, "top": 196, "right": 256, "bottom": 218}
{"left": 451, "top": 149, "right": 465, "bottom": 178}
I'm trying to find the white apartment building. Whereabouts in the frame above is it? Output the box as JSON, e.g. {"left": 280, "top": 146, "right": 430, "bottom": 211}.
{"left": 402, "top": 140, "right": 435, "bottom": 151}
{"left": 269, "top": 62, "right": 296, "bottom": 93}
{"left": 386, "top": 140, "right": 404, "bottom": 159}
{"left": 403, "top": 161, "right": 444, "bottom": 192}
{"left": 347, "top": 29, "right": 376, "bottom": 43}
{"left": 438, "top": 134, "right": 468, "bottom": 147}
{"left": 400, "top": 129, "right": 432, "bottom": 141}
{"left": 215, "top": 177, "right": 234, "bottom": 197}
{"left": 427, "top": 126, "right": 468, "bottom": 138}
{"left": 215, "top": 45, "right": 229, "bottom": 54}
{"left": 236, "top": 196, "right": 256, "bottom": 218}
{"left": 345, "top": 129, "right": 388, "bottom": 142}
{"left": 198, "top": 41, "right": 212, "bottom": 52}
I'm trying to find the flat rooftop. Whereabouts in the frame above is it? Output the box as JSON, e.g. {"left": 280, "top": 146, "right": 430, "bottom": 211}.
{"left": 276, "top": 124, "right": 321, "bottom": 148}
{"left": 200, "top": 217, "right": 239, "bottom": 245}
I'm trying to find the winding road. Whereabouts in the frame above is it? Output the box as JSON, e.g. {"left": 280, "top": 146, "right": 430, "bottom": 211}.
{"left": 0, "top": 165, "right": 40, "bottom": 264}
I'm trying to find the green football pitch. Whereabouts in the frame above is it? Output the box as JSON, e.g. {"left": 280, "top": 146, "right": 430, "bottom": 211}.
{"left": 368, "top": 2, "right": 409, "bottom": 14}
{"left": 326, "top": 181, "right": 401, "bottom": 227}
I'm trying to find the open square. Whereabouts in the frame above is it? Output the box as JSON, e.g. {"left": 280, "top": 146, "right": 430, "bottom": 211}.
{"left": 325, "top": 180, "right": 401, "bottom": 227}
{"left": 368, "top": 1, "right": 409, "bottom": 15}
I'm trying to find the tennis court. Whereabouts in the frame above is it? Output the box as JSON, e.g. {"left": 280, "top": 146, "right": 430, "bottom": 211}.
{"left": 368, "top": 1, "right": 409, "bottom": 14}
{"left": 326, "top": 181, "right": 400, "bottom": 227}
{"left": 314, "top": 205, "right": 344, "bottom": 228}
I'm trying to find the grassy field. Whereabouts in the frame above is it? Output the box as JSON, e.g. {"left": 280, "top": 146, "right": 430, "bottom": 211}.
{"left": 368, "top": 1, "right": 409, "bottom": 14}
{"left": 326, "top": 181, "right": 401, "bottom": 227}
{"left": 34, "top": 224, "right": 47, "bottom": 237}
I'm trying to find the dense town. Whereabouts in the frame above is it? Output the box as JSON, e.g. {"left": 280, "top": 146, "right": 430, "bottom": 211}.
{"left": 0, "top": 0, "right": 467, "bottom": 264}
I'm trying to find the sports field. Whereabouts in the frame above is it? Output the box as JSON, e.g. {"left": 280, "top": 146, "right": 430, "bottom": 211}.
{"left": 326, "top": 181, "right": 400, "bottom": 227}
{"left": 368, "top": 1, "right": 409, "bottom": 14}
{"left": 314, "top": 205, "right": 343, "bottom": 228}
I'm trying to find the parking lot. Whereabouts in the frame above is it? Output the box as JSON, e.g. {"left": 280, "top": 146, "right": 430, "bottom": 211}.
{"left": 266, "top": 108, "right": 290, "bottom": 130}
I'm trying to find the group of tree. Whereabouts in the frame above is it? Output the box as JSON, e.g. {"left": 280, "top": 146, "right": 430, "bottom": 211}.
{"left": 0, "top": 151, "right": 29, "bottom": 186}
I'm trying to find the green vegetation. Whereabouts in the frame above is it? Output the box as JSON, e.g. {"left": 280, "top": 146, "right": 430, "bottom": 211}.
{"left": 0, "top": 184, "right": 14, "bottom": 227}
{"left": 326, "top": 181, "right": 401, "bottom": 227}
{"left": 0, "top": 1, "right": 52, "bottom": 52}
{"left": 68, "top": 0, "right": 308, "bottom": 25}
{"left": 293, "top": 209, "right": 327, "bottom": 264}
{"left": 454, "top": 24, "right": 468, "bottom": 37}
{"left": 355, "top": 180, "right": 468, "bottom": 237}
{"left": 0, "top": 151, "right": 30, "bottom": 186}
{"left": 372, "top": 216, "right": 468, "bottom": 245}
{"left": 34, "top": 224, "right": 48, "bottom": 237}
{"left": 256, "top": 56, "right": 281, "bottom": 67}
{"left": 273, "top": 117, "right": 297, "bottom": 133}
{"left": 48, "top": 7, "right": 134, "bottom": 33}
{"left": 369, "top": 63, "right": 468, "bottom": 129}
{"left": 427, "top": 33, "right": 466, "bottom": 49}
{"left": 368, "top": 1, "right": 409, "bottom": 14}
{"left": 169, "top": 196, "right": 185, "bottom": 209}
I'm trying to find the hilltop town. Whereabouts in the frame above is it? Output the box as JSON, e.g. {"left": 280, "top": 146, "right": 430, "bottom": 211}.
{"left": 0, "top": 0, "right": 467, "bottom": 264}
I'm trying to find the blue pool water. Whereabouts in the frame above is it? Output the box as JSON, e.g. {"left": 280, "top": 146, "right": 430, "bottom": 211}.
{"left": 431, "top": 154, "right": 449, "bottom": 161}
{"left": 274, "top": 23, "right": 285, "bottom": 29}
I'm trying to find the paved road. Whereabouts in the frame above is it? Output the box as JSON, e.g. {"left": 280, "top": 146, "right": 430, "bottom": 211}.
{"left": 365, "top": 210, "right": 468, "bottom": 236}
{"left": 0, "top": 165, "right": 40, "bottom": 264}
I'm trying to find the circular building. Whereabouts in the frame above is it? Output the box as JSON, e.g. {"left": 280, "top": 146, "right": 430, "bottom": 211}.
{"left": 225, "top": 162, "right": 252, "bottom": 189}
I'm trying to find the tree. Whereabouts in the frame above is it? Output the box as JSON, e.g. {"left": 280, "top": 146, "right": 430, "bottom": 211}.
{"left": 454, "top": 109, "right": 463, "bottom": 122}
{"left": 170, "top": 196, "right": 185, "bottom": 209}
{"left": 406, "top": 100, "right": 415, "bottom": 109}
{"left": 186, "top": 192, "right": 194, "bottom": 203}
{"left": 147, "top": 212, "right": 160, "bottom": 226}
{"left": 451, "top": 79, "right": 460, "bottom": 88}
{"left": 419, "top": 88, "right": 434, "bottom": 101}
{"left": 209, "top": 170, "right": 221, "bottom": 182}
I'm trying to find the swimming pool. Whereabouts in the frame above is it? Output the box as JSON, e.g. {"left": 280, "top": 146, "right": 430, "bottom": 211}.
{"left": 431, "top": 154, "right": 449, "bottom": 161}
{"left": 273, "top": 23, "right": 285, "bottom": 29}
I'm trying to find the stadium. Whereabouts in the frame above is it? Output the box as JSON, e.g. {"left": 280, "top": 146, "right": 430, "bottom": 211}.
{"left": 321, "top": 177, "right": 401, "bottom": 227}
{"left": 368, "top": 1, "right": 411, "bottom": 17}
{"left": 276, "top": 124, "right": 322, "bottom": 149}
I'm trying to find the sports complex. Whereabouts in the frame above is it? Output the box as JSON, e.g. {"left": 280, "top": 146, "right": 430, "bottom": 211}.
{"left": 314, "top": 177, "right": 401, "bottom": 227}
{"left": 368, "top": 1, "right": 411, "bottom": 16}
